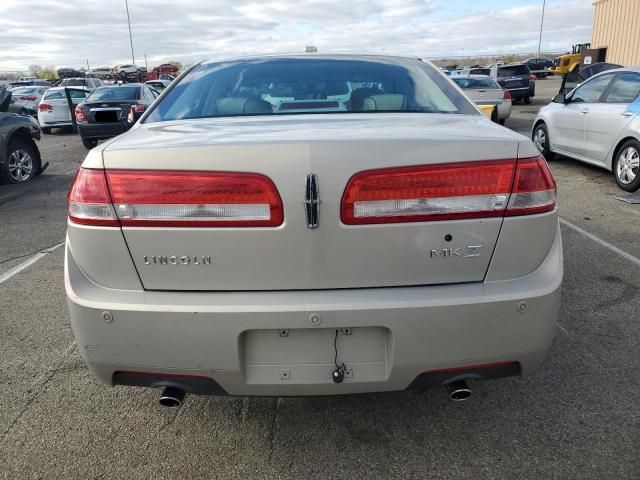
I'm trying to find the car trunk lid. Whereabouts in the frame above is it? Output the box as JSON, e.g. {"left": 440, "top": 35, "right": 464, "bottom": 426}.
{"left": 102, "top": 113, "right": 521, "bottom": 291}
{"left": 85, "top": 100, "right": 136, "bottom": 123}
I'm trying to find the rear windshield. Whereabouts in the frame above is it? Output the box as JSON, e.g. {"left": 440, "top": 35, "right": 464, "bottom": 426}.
{"left": 10, "top": 87, "right": 37, "bottom": 94}
{"left": 497, "top": 65, "right": 530, "bottom": 77}
{"left": 453, "top": 77, "right": 499, "bottom": 89}
{"left": 61, "top": 79, "right": 88, "bottom": 87}
{"left": 44, "top": 89, "right": 88, "bottom": 100}
{"left": 86, "top": 86, "right": 140, "bottom": 102}
{"left": 145, "top": 57, "right": 477, "bottom": 122}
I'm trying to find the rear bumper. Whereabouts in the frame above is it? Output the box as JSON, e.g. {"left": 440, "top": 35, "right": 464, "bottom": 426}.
{"left": 78, "top": 122, "right": 127, "bottom": 140}
{"left": 65, "top": 226, "right": 562, "bottom": 396}
{"left": 496, "top": 101, "right": 511, "bottom": 120}
{"left": 505, "top": 87, "right": 530, "bottom": 97}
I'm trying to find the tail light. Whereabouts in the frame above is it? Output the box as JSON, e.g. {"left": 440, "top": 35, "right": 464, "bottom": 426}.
{"left": 67, "top": 169, "right": 119, "bottom": 226}
{"left": 127, "top": 103, "right": 145, "bottom": 124}
{"left": 341, "top": 156, "right": 555, "bottom": 224}
{"left": 529, "top": 74, "right": 536, "bottom": 81}
{"left": 74, "top": 105, "right": 87, "bottom": 123}
{"left": 68, "top": 168, "right": 283, "bottom": 228}
{"left": 505, "top": 156, "right": 556, "bottom": 216}
{"left": 130, "top": 103, "right": 145, "bottom": 113}
{"left": 503, "top": 90, "right": 511, "bottom": 100}
{"left": 39, "top": 103, "right": 53, "bottom": 112}
{"left": 19, "top": 95, "right": 37, "bottom": 101}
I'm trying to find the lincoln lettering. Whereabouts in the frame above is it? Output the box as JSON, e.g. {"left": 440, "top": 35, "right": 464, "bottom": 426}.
{"left": 143, "top": 255, "right": 212, "bottom": 265}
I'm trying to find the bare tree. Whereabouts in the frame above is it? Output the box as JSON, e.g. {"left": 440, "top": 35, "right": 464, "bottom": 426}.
{"left": 28, "top": 64, "right": 43, "bottom": 78}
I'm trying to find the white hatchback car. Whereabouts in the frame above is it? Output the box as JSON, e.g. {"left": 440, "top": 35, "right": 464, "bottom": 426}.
{"left": 65, "top": 55, "right": 562, "bottom": 407}
{"left": 37, "top": 87, "right": 90, "bottom": 133}
{"left": 533, "top": 68, "right": 640, "bottom": 192}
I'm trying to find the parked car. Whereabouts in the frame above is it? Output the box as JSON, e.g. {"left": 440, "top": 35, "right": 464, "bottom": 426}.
{"left": 89, "top": 67, "right": 114, "bottom": 80}
{"left": 37, "top": 87, "right": 91, "bottom": 133}
{"left": 145, "top": 79, "right": 171, "bottom": 92}
{"left": 491, "top": 63, "right": 535, "bottom": 104}
{"left": 533, "top": 68, "right": 640, "bottom": 192}
{"left": 452, "top": 75, "right": 512, "bottom": 125}
{"left": 65, "top": 54, "right": 561, "bottom": 405}
{"left": 58, "top": 77, "right": 104, "bottom": 90}
{"left": 75, "top": 83, "right": 159, "bottom": 149}
{"left": 461, "top": 66, "right": 491, "bottom": 76}
{"left": 558, "top": 61, "right": 623, "bottom": 95}
{"left": 0, "top": 87, "right": 44, "bottom": 183}
{"left": 8, "top": 86, "right": 49, "bottom": 116}
{"left": 523, "top": 58, "right": 554, "bottom": 78}
{"left": 115, "top": 64, "right": 143, "bottom": 82}
{"left": 57, "top": 68, "right": 84, "bottom": 79}
{"left": 147, "top": 63, "right": 180, "bottom": 81}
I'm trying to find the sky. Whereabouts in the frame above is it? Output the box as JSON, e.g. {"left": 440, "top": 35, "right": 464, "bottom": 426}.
{"left": 0, "top": 0, "right": 594, "bottom": 71}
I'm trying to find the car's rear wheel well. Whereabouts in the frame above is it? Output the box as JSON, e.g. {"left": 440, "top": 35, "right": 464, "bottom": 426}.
{"left": 8, "top": 127, "right": 40, "bottom": 163}
{"left": 611, "top": 136, "right": 639, "bottom": 171}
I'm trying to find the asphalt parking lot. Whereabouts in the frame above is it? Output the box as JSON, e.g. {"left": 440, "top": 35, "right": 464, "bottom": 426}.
{"left": 1, "top": 76, "right": 638, "bottom": 479}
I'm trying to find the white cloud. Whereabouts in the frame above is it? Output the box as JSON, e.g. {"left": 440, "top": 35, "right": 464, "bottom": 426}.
{"left": 0, "top": 0, "right": 593, "bottom": 71}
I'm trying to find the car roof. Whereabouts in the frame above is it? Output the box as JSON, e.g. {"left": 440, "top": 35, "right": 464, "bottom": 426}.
{"left": 462, "top": 74, "right": 496, "bottom": 79}
{"left": 46, "top": 86, "right": 90, "bottom": 91}
{"left": 200, "top": 53, "right": 423, "bottom": 66}
{"left": 96, "top": 83, "right": 143, "bottom": 88}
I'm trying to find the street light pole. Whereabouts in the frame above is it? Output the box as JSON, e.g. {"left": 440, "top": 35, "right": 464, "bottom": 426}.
{"left": 537, "top": 0, "right": 546, "bottom": 59}
{"left": 125, "top": 0, "right": 135, "bottom": 65}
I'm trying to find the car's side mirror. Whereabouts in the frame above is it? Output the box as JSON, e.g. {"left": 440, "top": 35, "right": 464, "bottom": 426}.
{"left": 552, "top": 94, "right": 567, "bottom": 104}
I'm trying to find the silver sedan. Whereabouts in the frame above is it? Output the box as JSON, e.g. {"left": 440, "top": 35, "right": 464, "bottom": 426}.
{"left": 65, "top": 55, "right": 561, "bottom": 406}
{"left": 452, "top": 75, "right": 512, "bottom": 124}
{"left": 533, "top": 67, "right": 640, "bottom": 192}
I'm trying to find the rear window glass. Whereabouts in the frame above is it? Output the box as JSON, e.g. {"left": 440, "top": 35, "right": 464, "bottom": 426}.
{"left": 498, "top": 65, "right": 530, "bottom": 77}
{"left": 11, "top": 87, "right": 37, "bottom": 94}
{"left": 86, "top": 86, "right": 140, "bottom": 102}
{"left": 453, "top": 77, "right": 499, "bottom": 89}
{"left": 145, "top": 57, "right": 477, "bottom": 122}
{"left": 61, "top": 79, "right": 87, "bottom": 87}
{"left": 44, "top": 89, "right": 88, "bottom": 100}
{"left": 605, "top": 73, "right": 640, "bottom": 103}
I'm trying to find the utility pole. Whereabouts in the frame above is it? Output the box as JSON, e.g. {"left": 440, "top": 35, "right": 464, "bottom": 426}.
{"left": 537, "top": 0, "right": 546, "bottom": 58}
{"left": 144, "top": 52, "right": 148, "bottom": 71}
{"left": 125, "top": 0, "right": 135, "bottom": 65}
{"left": 86, "top": 59, "right": 90, "bottom": 71}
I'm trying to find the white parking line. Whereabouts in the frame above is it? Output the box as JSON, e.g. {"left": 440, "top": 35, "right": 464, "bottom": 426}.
{"left": 0, "top": 242, "right": 65, "bottom": 285}
{"left": 559, "top": 218, "right": 640, "bottom": 268}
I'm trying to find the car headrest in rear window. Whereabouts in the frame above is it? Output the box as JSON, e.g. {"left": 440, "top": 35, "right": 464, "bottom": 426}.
{"left": 361, "top": 94, "right": 407, "bottom": 111}
{"left": 216, "top": 98, "right": 272, "bottom": 115}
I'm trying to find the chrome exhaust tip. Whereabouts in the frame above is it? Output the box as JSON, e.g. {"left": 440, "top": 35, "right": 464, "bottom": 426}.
{"left": 446, "top": 380, "right": 472, "bottom": 402}
{"left": 159, "top": 386, "right": 185, "bottom": 408}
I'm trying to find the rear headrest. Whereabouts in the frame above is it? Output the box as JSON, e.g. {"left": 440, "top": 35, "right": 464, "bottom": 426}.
{"left": 362, "top": 94, "right": 406, "bottom": 111}
{"left": 216, "top": 97, "right": 272, "bottom": 115}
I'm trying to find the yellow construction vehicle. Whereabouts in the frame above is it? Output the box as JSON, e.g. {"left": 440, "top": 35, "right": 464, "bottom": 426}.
{"left": 550, "top": 43, "right": 591, "bottom": 75}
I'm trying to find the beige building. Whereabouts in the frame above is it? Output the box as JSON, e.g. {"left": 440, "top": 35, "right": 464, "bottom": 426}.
{"left": 591, "top": 0, "right": 640, "bottom": 66}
